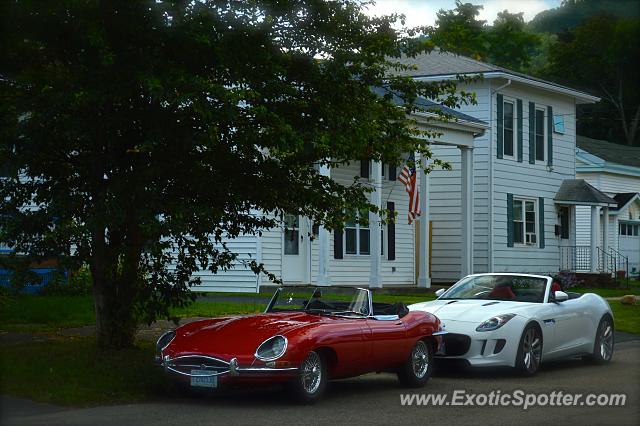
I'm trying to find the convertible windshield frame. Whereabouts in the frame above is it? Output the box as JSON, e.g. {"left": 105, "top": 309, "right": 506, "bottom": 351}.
{"left": 264, "top": 286, "right": 373, "bottom": 318}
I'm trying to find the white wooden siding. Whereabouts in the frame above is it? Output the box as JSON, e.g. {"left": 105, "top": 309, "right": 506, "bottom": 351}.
{"left": 490, "top": 82, "right": 576, "bottom": 274}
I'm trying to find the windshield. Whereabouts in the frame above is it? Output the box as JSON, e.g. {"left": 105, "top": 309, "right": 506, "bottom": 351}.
{"left": 266, "top": 287, "right": 371, "bottom": 316}
{"left": 441, "top": 275, "right": 548, "bottom": 303}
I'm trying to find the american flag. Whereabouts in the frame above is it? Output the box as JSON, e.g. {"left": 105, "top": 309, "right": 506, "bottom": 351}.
{"left": 397, "top": 153, "right": 421, "bottom": 224}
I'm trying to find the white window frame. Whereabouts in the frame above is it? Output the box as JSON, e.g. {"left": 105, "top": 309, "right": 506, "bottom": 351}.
{"left": 344, "top": 210, "right": 370, "bottom": 256}
{"left": 502, "top": 99, "right": 516, "bottom": 159}
{"left": 513, "top": 197, "right": 538, "bottom": 247}
{"left": 534, "top": 106, "right": 547, "bottom": 163}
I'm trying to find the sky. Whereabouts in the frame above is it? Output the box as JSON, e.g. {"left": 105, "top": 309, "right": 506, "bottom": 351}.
{"left": 363, "top": 0, "right": 562, "bottom": 28}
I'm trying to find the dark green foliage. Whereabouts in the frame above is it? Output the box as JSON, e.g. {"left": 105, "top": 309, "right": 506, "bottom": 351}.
{"left": 530, "top": 0, "right": 640, "bottom": 34}
{"left": 0, "top": 1, "right": 470, "bottom": 347}
{"left": 430, "top": 2, "right": 541, "bottom": 72}
{"left": 543, "top": 14, "right": 640, "bottom": 146}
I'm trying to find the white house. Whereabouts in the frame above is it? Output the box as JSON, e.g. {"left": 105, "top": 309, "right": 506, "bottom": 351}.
{"left": 393, "top": 51, "right": 616, "bottom": 283}
{"left": 193, "top": 100, "right": 487, "bottom": 292}
{"left": 575, "top": 136, "right": 640, "bottom": 276}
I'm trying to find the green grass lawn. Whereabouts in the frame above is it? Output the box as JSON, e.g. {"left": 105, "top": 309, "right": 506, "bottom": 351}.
{"left": 0, "top": 337, "right": 172, "bottom": 406}
{"left": 570, "top": 286, "right": 640, "bottom": 298}
{"left": 609, "top": 300, "right": 640, "bottom": 335}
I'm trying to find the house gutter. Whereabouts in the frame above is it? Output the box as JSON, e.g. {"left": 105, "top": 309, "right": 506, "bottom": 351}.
{"left": 487, "top": 79, "right": 510, "bottom": 272}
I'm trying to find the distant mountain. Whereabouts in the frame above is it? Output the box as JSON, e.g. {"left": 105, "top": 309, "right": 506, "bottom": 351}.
{"left": 530, "top": 0, "right": 640, "bottom": 34}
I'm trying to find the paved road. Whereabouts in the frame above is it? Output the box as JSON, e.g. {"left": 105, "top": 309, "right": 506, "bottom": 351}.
{"left": 3, "top": 341, "right": 639, "bottom": 426}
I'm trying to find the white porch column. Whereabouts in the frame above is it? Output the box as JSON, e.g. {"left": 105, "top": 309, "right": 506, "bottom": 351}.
{"left": 460, "top": 146, "right": 474, "bottom": 277}
{"left": 317, "top": 163, "right": 331, "bottom": 286}
{"left": 369, "top": 161, "right": 383, "bottom": 288}
{"left": 590, "top": 205, "right": 600, "bottom": 272}
{"left": 602, "top": 207, "right": 609, "bottom": 256}
{"left": 418, "top": 154, "right": 431, "bottom": 288}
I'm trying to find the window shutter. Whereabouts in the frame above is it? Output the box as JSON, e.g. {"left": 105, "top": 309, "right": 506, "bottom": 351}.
{"left": 507, "top": 193, "right": 514, "bottom": 247}
{"left": 517, "top": 99, "right": 523, "bottom": 162}
{"left": 547, "top": 106, "right": 553, "bottom": 167}
{"left": 388, "top": 164, "right": 396, "bottom": 181}
{"left": 528, "top": 102, "right": 535, "bottom": 164}
{"left": 496, "top": 94, "right": 504, "bottom": 159}
{"left": 360, "top": 160, "right": 369, "bottom": 179}
{"left": 539, "top": 197, "right": 545, "bottom": 249}
{"left": 333, "top": 230, "right": 343, "bottom": 259}
{"left": 387, "top": 202, "right": 395, "bottom": 260}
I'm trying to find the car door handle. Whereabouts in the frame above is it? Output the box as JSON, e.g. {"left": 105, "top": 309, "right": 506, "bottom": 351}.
{"left": 395, "top": 322, "right": 403, "bottom": 325}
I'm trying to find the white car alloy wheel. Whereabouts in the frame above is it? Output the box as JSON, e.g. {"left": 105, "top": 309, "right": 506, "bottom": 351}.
{"left": 517, "top": 325, "right": 542, "bottom": 375}
{"left": 589, "top": 316, "right": 614, "bottom": 364}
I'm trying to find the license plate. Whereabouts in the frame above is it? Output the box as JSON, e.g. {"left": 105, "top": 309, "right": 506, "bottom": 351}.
{"left": 190, "top": 370, "right": 218, "bottom": 388}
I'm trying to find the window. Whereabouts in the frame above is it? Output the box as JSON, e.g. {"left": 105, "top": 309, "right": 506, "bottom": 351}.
{"left": 345, "top": 210, "right": 370, "bottom": 255}
{"left": 283, "top": 215, "right": 299, "bottom": 255}
{"left": 535, "top": 108, "right": 545, "bottom": 162}
{"left": 559, "top": 206, "right": 570, "bottom": 239}
{"left": 513, "top": 198, "right": 537, "bottom": 245}
{"left": 503, "top": 101, "right": 515, "bottom": 157}
{"left": 620, "top": 223, "right": 639, "bottom": 236}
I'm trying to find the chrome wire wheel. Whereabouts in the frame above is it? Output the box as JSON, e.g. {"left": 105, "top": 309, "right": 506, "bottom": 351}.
{"left": 522, "top": 327, "right": 542, "bottom": 373}
{"left": 412, "top": 340, "right": 429, "bottom": 379}
{"left": 599, "top": 319, "right": 614, "bottom": 361}
{"left": 301, "top": 351, "right": 322, "bottom": 395}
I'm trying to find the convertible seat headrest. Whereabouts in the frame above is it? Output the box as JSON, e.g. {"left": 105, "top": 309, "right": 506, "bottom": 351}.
{"left": 395, "top": 303, "right": 409, "bottom": 318}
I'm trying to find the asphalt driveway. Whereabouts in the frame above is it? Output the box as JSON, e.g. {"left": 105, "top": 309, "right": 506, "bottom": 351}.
{"left": 2, "top": 340, "right": 639, "bottom": 426}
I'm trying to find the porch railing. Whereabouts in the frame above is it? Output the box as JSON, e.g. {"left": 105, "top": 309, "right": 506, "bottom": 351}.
{"left": 559, "top": 245, "right": 630, "bottom": 287}
{"left": 559, "top": 245, "right": 591, "bottom": 272}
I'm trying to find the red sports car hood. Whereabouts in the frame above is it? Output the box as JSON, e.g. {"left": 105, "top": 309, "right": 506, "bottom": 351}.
{"left": 164, "top": 312, "right": 327, "bottom": 361}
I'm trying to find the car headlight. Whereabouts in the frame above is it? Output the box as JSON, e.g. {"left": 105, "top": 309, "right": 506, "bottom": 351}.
{"left": 255, "top": 335, "right": 287, "bottom": 361}
{"left": 476, "top": 314, "right": 516, "bottom": 332}
{"left": 156, "top": 330, "right": 176, "bottom": 355}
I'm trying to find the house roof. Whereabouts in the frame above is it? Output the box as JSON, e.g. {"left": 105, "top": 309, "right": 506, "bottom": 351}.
{"left": 554, "top": 179, "right": 618, "bottom": 207}
{"left": 391, "top": 51, "right": 599, "bottom": 103}
{"left": 370, "top": 86, "right": 487, "bottom": 126}
{"left": 612, "top": 193, "right": 640, "bottom": 212}
{"left": 576, "top": 136, "right": 640, "bottom": 168}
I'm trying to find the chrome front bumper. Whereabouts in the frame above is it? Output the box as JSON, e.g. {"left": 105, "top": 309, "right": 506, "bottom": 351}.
{"left": 160, "top": 354, "right": 299, "bottom": 378}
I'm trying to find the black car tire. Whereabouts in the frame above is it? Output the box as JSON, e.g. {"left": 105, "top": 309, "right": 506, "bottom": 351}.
{"left": 289, "top": 350, "right": 327, "bottom": 404}
{"left": 515, "top": 323, "right": 543, "bottom": 376}
{"left": 398, "top": 339, "right": 433, "bottom": 387}
{"left": 586, "top": 315, "right": 614, "bottom": 364}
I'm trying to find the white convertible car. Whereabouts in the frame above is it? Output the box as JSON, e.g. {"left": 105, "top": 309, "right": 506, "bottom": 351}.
{"left": 410, "top": 273, "right": 614, "bottom": 375}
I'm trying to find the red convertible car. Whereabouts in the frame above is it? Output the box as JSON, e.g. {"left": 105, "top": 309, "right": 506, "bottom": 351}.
{"left": 156, "top": 286, "right": 444, "bottom": 402}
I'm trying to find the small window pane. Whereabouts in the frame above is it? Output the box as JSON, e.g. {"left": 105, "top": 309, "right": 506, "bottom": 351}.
{"left": 345, "top": 210, "right": 357, "bottom": 228}
{"left": 284, "top": 230, "right": 299, "bottom": 255}
{"left": 504, "top": 130, "right": 514, "bottom": 156}
{"left": 345, "top": 229, "right": 357, "bottom": 254}
{"left": 513, "top": 201, "right": 523, "bottom": 221}
{"left": 514, "top": 222, "right": 524, "bottom": 244}
{"left": 359, "top": 229, "right": 370, "bottom": 255}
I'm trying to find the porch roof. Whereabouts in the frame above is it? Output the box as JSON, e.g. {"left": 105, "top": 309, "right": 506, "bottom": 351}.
{"left": 612, "top": 192, "right": 640, "bottom": 212}
{"left": 554, "top": 179, "right": 617, "bottom": 207}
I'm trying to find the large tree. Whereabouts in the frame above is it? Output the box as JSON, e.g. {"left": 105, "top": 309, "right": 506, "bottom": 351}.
{"left": 430, "top": 2, "right": 541, "bottom": 72}
{"left": 0, "top": 0, "right": 470, "bottom": 348}
{"left": 544, "top": 14, "right": 640, "bottom": 146}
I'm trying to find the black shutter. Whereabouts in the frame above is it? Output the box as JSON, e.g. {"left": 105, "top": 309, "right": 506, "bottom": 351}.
{"left": 497, "top": 94, "right": 504, "bottom": 159}
{"left": 388, "top": 164, "right": 396, "bottom": 181}
{"left": 547, "top": 106, "right": 553, "bottom": 167}
{"left": 539, "top": 197, "right": 545, "bottom": 248}
{"left": 387, "top": 202, "right": 395, "bottom": 260}
{"left": 360, "top": 160, "right": 369, "bottom": 179}
{"left": 517, "top": 99, "right": 523, "bottom": 162}
{"left": 333, "top": 230, "right": 343, "bottom": 259}
{"left": 529, "top": 102, "right": 535, "bottom": 164}
{"left": 507, "top": 193, "right": 514, "bottom": 247}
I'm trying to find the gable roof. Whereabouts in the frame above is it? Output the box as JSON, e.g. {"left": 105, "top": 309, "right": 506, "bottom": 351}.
{"left": 612, "top": 193, "right": 640, "bottom": 212}
{"left": 576, "top": 136, "right": 640, "bottom": 168}
{"left": 554, "top": 179, "right": 617, "bottom": 207}
{"left": 392, "top": 51, "right": 599, "bottom": 104}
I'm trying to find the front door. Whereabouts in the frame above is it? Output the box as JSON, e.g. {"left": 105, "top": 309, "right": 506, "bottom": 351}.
{"left": 619, "top": 222, "right": 640, "bottom": 275}
{"left": 282, "top": 214, "right": 309, "bottom": 283}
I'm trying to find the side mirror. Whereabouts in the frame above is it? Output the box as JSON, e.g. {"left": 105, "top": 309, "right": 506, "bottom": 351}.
{"left": 553, "top": 291, "right": 569, "bottom": 302}
{"left": 435, "top": 288, "right": 445, "bottom": 297}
